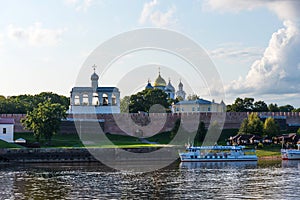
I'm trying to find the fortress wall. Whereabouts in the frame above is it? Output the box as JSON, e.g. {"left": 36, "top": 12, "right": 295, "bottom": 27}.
{"left": 2, "top": 112, "right": 300, "bottom": 135}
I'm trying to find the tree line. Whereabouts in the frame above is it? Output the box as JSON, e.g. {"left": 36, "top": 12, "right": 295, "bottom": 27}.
{"left": 0, "top": 92, "right": 69, "bottom": 114}
{"left": 226, "top": 97, "right": 300, "bottom": 112}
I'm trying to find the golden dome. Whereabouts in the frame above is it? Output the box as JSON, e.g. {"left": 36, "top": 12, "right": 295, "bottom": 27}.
{"left": 153, "top": 73, "right": 166, "bottom": 87}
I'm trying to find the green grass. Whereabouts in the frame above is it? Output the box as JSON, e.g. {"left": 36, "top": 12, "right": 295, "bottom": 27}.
{"left": 255, "top": 144, "right": 282, "bottom": 157}
{"left": 0, "top": 140, "right": 24, "bottom": 148}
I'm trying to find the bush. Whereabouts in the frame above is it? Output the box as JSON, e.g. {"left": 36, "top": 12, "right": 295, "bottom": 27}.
{"left": 257, "top": 142, "right": 264, "bottom": 149}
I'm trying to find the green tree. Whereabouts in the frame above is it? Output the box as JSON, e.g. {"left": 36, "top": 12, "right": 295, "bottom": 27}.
{"left": 195, "top": 121, "right": 206, "bottom": 144}
{"left": 21, "top": 101, "right": 67, "bottom": 144}
{"left": 247, "top": 113, "right": 263, "bottom": 136}
{"left": 227, "top": 97, "right": 254, "bottom": 112}
{"left": 187, "top": 94, "right": 199, "bottom": 101}
{"left": 268, "top": 103, "right": 280, "bottom": 112}
{"left": 120, "top": 96, "right": 130, "bottom": 113}
{"left": 238, "top": 118, "right": 249, "bottom": 135}
{"left": 238, "top": 113, "right": 263, "bottom": 136}
{"left": 253, "top": 100, "right": 269, "bottom": 112}
{"left": 297, "top": 128, "right": 300, "bottom": 135}
{"left": 279, "top": 104, "right": 294, "bottom": 112}
{"left": 170, "top": 118, "right": 181, "bottom": 140}
{"left": 129, "top": 89, "right": 171, "bottom": 113}
{"left": 263, "top": 117, "right": 280, "bottom": 137}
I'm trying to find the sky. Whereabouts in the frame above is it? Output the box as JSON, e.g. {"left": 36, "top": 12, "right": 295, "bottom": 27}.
{"left": 0, "top": 0, "right": 300, "bottom": 107}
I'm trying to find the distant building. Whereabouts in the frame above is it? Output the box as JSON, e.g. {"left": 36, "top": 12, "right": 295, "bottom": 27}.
{"left": 0, "top": 118, "right": 14, "bottom": 143}
{"left": 69, "top": 66, "right": 121, "bottom": 114}
{"left": 145, "top": 69, "right": 185, "bottom": 100}
{"left": 173, "top": 99, "right": 226, "bottom": 113}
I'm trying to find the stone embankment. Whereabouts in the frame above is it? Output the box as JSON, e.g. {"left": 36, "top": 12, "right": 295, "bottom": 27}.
{"left": 0, "top": 147, "right": 177, "bottom": 164}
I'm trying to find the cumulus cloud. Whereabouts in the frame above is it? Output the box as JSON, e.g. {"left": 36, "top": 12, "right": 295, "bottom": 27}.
{"left": 139, "top": 0, "right": 176, "bottom": 27}
{"left": 206, "top": 0, "right": 300, "bottom": 97}
{"left": 7, "top": 23, "right": 66, "bottom": 46}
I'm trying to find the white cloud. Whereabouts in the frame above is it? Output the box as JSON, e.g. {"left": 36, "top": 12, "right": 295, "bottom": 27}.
{"left": 64, "top": 0, "right": 94, "bottom": 12}
{"left": 7, "top": 23, "right": 66, "bottom": 47}
{"left": 139, "top": 0, "right": 176, "bottom": 27}
{"left": 209, "top": 44, "right": 264, "bottom": 63}
{"left": 205, "top": 0, "right": 300, "bottom": 97}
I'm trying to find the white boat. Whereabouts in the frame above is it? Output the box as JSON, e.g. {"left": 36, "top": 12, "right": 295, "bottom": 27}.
{"left": 281, "top": 144, "right": 300, "bottom": 160}
{"left": 179, "top": 145, "right": 258, "bottom": 162}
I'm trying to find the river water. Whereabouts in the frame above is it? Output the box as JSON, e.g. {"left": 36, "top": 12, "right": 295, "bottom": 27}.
{"left": 0, "top": 160, "right": 299, "bottom": 200}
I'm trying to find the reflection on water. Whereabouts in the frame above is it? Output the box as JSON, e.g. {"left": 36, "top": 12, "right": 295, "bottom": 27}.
{"left": 0, "top": 160, "right": 299, "bottom": 199}
{"left": 180, "top": 161, "right": 258, "bottom": 169}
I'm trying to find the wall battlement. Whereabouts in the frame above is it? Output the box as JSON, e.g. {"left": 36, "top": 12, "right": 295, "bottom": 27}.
{"left": 2, "top": 112, "right": 300, "bottom": 136}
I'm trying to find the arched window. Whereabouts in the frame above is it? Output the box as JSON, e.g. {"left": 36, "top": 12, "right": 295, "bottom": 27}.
{"left": 83, "top": 94, "right": 89, "bottom": 105}
{"left": 74, "top": 95, "right": 80, "bottom": 105}
{"left": 102, "top": 93, "right": 108, "bottom": 106}
{"left": 93, "top": 93, "right": 99, "bottom": 106}
{"left": 112, "top": 93, "right": 117, "bottom": 106}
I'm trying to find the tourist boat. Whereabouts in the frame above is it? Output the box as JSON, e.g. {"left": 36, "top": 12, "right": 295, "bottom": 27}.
{"left": 179, "top": 145, "right": 258, "bottom": 162}
{"left": 281, "top": 144, "right": 300, "bottom": 160}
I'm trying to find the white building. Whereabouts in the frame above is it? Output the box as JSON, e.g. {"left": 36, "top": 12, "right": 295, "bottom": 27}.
{"left": 69, "top": 67, "right": 121, "bottom": 114}
{"left": 0, "top": 118, "right": 14, "bottom": 143}
{"left": 173, "top": 99, "right": 226, "bottom": 113}
{"left": 145, "top": 69, "right": 184, "bottom": 100}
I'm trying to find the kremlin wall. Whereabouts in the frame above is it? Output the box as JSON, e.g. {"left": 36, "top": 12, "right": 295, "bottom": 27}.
{"left": 2, "top": 112, "right": 300, "bottom": 136}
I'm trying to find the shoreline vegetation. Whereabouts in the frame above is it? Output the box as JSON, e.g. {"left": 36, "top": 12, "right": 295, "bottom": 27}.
{"left": 0, "top": 130, "right": 284, "bottom": 159}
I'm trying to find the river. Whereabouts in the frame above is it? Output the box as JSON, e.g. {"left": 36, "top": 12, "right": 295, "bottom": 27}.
{"left": 0, "top": 160, "right": 299, "bottom": 199}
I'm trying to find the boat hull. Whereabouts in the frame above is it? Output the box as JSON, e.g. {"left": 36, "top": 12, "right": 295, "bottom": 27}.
{"left": 281, "top": 149, "right": 300, "bottom": 160}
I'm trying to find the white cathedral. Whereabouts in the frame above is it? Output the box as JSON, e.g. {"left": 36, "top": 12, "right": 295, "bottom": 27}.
{"left": 68, "top": 66, "right": 225, "bottom": 114}
{"left": 69, "top": 67, "right": 121, "bottom": 114}
{"left": 145, "top": 70, "right": 186, "bottom": 100}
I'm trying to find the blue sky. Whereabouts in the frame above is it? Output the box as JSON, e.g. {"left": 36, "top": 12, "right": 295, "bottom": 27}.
{"left": 1, "top": 0, "right": 300, "bottom": 107}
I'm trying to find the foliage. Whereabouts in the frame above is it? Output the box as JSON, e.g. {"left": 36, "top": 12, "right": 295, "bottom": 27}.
{"left": 187, "top": 94, "right": 199, "bottom": 101}
{"left": 238, "top": 113, "right": 263, "bottom": 136}
{"left": 297, "top": 128, "right": 300, "bottom": 135}
{"left": 227, "top": 97, "right": 300, "bottom": 112}
{"left": 268, "top": 103, "right": 279, "bottom": 112}
{"left": 238, "top": 118, "right": 249, "bottom": 135}
{"left": 0, "top": 92, "right": 69, "bottom": 114}
{"left": 263, "top": 117, "right": 280, "bottom": 137}
{"left": 120, "top": 96, "right": 130, "bottom": 113}
{"left": 170, "top": 118, "right": 181, "bottom": 140}
{"left": 257, "top": 142, "right": 264, "bottom": 149}
{"left": 129, "top": 88, "right": 171, "bottom": 113}
{"left": 278, "top": 104, "right": 294, "bottom": 112}
{"left": 21, "top": 101, "right": 67, "bottom": 143}
{"left": 195, "top": 121, "right": 206, "bottom": 143}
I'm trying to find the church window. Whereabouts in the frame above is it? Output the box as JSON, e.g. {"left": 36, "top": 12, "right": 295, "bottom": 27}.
{"left": 208, "top": 107, "right": 211, "bottom": 111}
{"left": 92, "top": 93, "right": 99, "bottom": 106}
{"left": 74, "top": 95, "right": 80, "bottom": 105}
{"left": 3, "top": 128, "right": 6, "bottom": 134}
{"left": 82, "top": 94, "right": 89, "bottom": 105}
{"left": 102, "top": 93, "right": 108, "bottom": 106}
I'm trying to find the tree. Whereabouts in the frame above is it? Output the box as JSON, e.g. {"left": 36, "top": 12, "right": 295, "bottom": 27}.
{"left": 297, "top": 128, "right": 300, "bottom": 135}
{"left": 238, "top": 113, "right": 263, "bottom": 136}
{"left": 120, "top": 96, "right": 130, "bottom": 113}
{"left": 195, "top": 121, "right": 206, "bottom": 144}
{"left": 187, "top": 94, "right": 199, "bottom": 101}
{"left": 268, "top": 103, "right": 279, "bottom": 112}
{"left": 129, "top": 89, "right": 171, "bottom": 113}
{"left": 21, "top": 101, "right": 67, "bottom": 144}
{"left": 227, "top": 97, "right": 254, "bottom": 112}
{"left": 253, "top": 100, "right": 269, "bottom": 112}
{"left": 238, "top": 118, "right": 249, "bottom": 135}
{"left": 279, "top": 104, "right": 294, "bottom": 112}
{"left": 263, "top": 117, "right": 280, "bottom": 137}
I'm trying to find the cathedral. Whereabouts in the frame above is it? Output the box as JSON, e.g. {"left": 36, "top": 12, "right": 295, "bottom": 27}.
{"left": 145, "top": 70, "right": 186, "bottom": 100}
{"left": 68, "top": 67, "right": 121, "bottom": 114}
